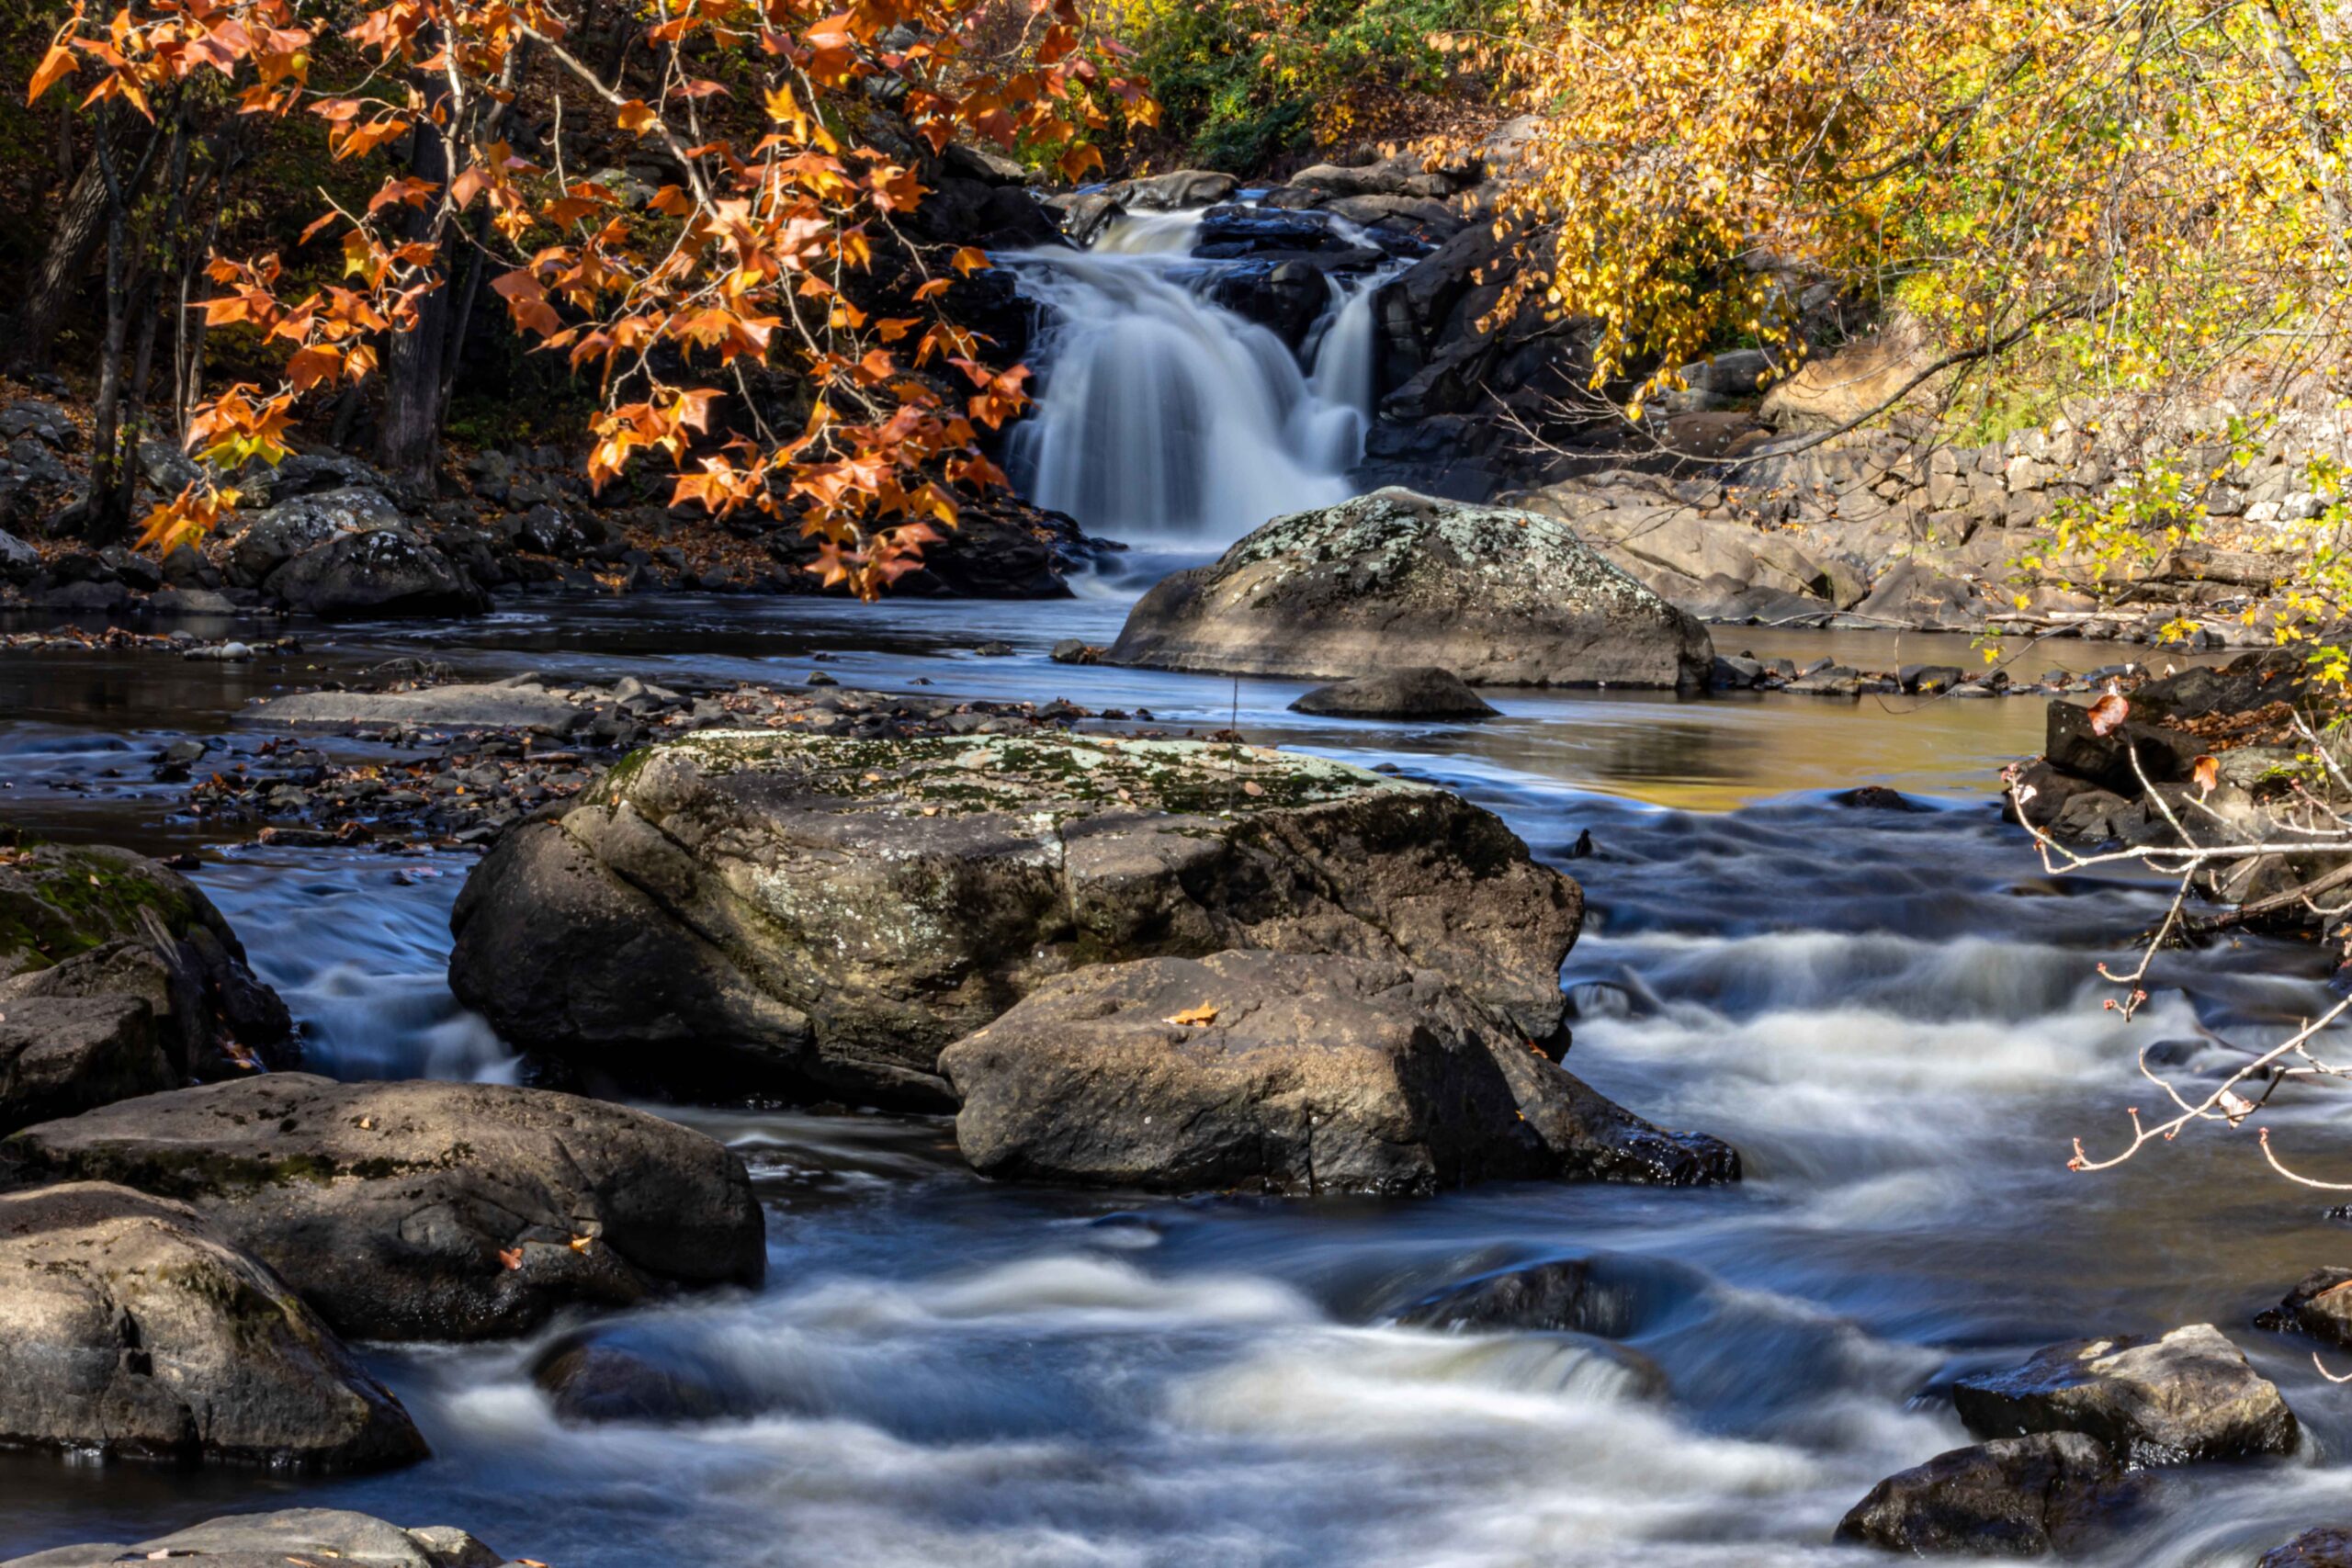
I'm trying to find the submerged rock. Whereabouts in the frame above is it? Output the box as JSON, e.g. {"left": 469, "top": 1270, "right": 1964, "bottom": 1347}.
{"left": 2263, "top": 1527, "right": 2352, "bottom": 1568}
{"left": 1395, "top": 1257, "right": 1645, "bottom": 1337}
{"left": 940, "top": 951, "right": 1736, "bottom": 1194}
{"left": 532, "top": 1334, "right": 733, "bottom": 1426}
{"left": 2, "top": 1075, "right": 764, "bottom": 1342}
{"left": 3, "top": 1507, "right": 506, "bottom": 1567}
{"left": 1951, "top": 1323, "right": 2297, "bottom": 1464}
{"left": 1836, "top": 1432, "right": 2139, "bottom": 1556}
{"left": 0, "top": 1183, "right": 425, "bottom": 1471}
{"left": 1102, "top": 489, "right": 1713, "bottom": 692}
{"left": 447, "top": 733, "right": 1583, "bottom": 1104}
{"left": 1291, "top": 666, "right": 1498, "bottom": 719}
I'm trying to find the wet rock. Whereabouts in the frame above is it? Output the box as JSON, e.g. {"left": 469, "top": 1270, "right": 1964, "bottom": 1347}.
{"left": 0, "top": 994, "right": 174, "bottom": 1134}
{"left": 1291, "top": 666, "right": 1498, "bottom": 720}
{"left": 532, "top": 1334, "right": 730, "bottom": 1425}
{"left": 1107, "top": 169, "right": 1238, "bottom": 210}
{"left": 448, "top": 733, "right": 1583, "bottom": 1104}
{"left": 29, "top": 579, "right": 128, "bottom": 615}
{"left": 1835, "top": 1432, "right": 2139, "bottom": 1556}
{"left": 1836, "top": 785, "right": 1918, "bottom": 811}
{"left": 4, "top": 1507, "right": 504, "bottom": 1567}
{"left": 941, "top": 951, "right": 1736, "bottom": 1194}
{"left": 2256, "top": 1266, "right": 2352, "bottom": 1348}
{"left": 1952, "top": 1324, "right": 2298, "bottom": 1464}
{"left": 0, "top": 1184, "right": 426, "bottom": 1472}
{"left": 1105, "top": 489, "right": 1713, "bottom": 692}
{"left": 255, "top": 682, "right": 591, "bottom": 736}
{"left": 2261, "top": 1527, "right": 2352, "bottom": 1568}
{"left": 1395, "top": 1257, "right": 1648, "bottom": 1337}
{"left": 2, "top": 1075, "right": 765, "bottom": 1342}
{"left": 1900, "top": 663, "right": 1967, "bottom": 694}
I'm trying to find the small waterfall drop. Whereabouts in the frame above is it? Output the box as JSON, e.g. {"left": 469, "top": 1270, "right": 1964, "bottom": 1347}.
{"left": 1004, "top": 211, "right": 1385, "bottom": 547}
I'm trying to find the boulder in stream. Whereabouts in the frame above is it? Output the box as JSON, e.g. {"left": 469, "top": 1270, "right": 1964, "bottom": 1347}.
{"left": 940, "top": 950, "right": 1738, "bottom": 1194}
{"left": 2256, "top": 1266, "right": 2352, "bottom": 1348}
{"left": 1291, "top": 666, "right": 1498, "bottom": 719}
{"left": 1102, "top": 489, "right": 1713, "bottom": 691}
{"left": 1, "top": 1075, "right": 765, "bottom": 1342}
{"left": 1951, "top": 1323, "right": 2298, "bottom": 1464}
{"left": 0, "top": 1183, "right": 426, "bottom": 1471}
{"left": 447, "top": 733, "right": 1584, "bottom": 1105}
{"left": 3, "top": 1508, "right": 506, "bottom": 1568}
{"left": 1835, "top": 1432, "right": 2141, "bottom": 1556}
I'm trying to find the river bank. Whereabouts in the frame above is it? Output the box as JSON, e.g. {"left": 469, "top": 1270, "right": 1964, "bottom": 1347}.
{"left": 2, "top": 589, "right": 2347, "bottom": 1567}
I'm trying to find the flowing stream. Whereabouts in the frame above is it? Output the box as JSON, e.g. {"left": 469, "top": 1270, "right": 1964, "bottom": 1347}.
{"left": 1003, "top": 211, "right": 1379, "bottom": 546}
{"left": 5, "top": 597, "right": 2352, "bottom": 1566}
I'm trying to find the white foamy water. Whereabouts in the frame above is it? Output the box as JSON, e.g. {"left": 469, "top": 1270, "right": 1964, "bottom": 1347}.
{"left": 1003, "top": 210, "right": 1383, "bottom": 546}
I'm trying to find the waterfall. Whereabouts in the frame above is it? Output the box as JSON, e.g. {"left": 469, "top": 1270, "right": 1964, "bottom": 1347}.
{"left": 1003, "top": 211, "right": 1383, "bottom": 547}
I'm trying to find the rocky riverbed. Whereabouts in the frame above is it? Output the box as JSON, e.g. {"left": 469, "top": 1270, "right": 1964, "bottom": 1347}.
{"left": 5, "top": 588, "right": 2352, "bottom": 1568}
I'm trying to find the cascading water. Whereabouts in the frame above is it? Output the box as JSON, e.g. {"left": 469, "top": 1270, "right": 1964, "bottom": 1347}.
{"left": 1003, "top": 210, "right": 1385, "bottom": 547}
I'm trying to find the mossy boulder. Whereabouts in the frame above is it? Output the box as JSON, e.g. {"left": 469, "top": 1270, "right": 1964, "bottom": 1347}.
{"left": 447, "top": 732, "right": 1583, "bottom": 1105}
{"left": 0, "top": 1182, "right": 425, "bottom": 1471}
{"left": 0, "top": 830, "right": 291, "bottom": 1093}
{"left": 1102, "top": 489, "right": 1714, "bottom": 691}
{"left": 2, "top": 1075, "right": 765, "bottom": 1342}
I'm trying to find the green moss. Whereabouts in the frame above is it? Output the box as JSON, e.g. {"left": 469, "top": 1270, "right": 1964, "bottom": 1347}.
{"left": 0, "top": 840, "right": 200, "bottom": 980}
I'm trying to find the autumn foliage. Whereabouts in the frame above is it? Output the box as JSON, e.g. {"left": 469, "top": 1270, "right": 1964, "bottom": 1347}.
{"left": 32, "top": 0, "right": 1148, "bottom": 595}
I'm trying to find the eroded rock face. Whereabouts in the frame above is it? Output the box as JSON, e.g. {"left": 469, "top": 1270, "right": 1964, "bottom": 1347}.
{"left": 447, "top": 733, "right": 1584, "bottom": 1105}
{"left": 939, "top": 951, "right": 1737, "bottom": 1194}
{"left": 2, "top": 1076, "right": 764, "bottom": 1342}
{"left": 1103, "top": 490, "right": 1713, "bottom": 691}
{"left": 1835, "top": 1433, "right": 2139, "bottom": 1557}
{"left": 1952, "top": 1324, "right": 2298, "bottom": 1464}
{"left": 0, "top": 1184, "right": 425, "bottom": 1471}
{"left": 3, "top": 1507, "right": 504, "bottom": 1568}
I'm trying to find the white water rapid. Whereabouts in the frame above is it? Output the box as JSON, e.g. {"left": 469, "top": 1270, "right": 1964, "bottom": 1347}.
{"left": 1004, "top": 210, "right": 1385, "bottom": 547}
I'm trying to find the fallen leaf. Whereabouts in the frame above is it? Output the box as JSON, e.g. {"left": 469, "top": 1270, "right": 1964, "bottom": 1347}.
{"left": 498, "top": 1247, "right": 525, "bottom": 1270}
{"left": 2086, "top": 692, "right": 2130, "bottom": 738}
{"left": 569, "top": 1235, "right": 595, "bottom": 1253}
{"left": 1166, "top": 1003, "right": 1219, "bottom": 1027}
{"left": 1240, "top": 780, "right": 1264, "bottom": 797}
{"left": 2192, "top": 754, "right": 2219, "bottom": 792}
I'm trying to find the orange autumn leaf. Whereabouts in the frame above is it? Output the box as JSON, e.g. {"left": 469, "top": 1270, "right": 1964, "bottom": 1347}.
{"left": 1166, "top": 1003, "right": 1220, "bottom": 1027}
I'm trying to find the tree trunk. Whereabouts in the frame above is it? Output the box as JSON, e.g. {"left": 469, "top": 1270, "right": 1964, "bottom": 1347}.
{"left": 10, "top": 112, "right": 152, "bottom": 375}
{"left": 374, "top": 110, "right": 458, "bottom": 490}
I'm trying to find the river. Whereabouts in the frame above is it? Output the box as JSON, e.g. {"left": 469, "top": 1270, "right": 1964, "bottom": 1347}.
{"left": 4, "top": 584, "right": 2348, "bottom": 1567}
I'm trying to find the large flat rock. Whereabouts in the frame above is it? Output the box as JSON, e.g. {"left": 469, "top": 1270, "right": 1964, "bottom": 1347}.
{"left": 3, "top": 1076, "right": 764, "bottom": 1342}
{"left": 447, "top": 732, "right": 1584, "bottom": 1105}
{"left": 254, "top": 682, "right": 588, "bottom": 735}
{"left": 1102, "top": 489, "right": 1713, "bottom": 690}
{"left": 6, "top": 1507, "right": 506, "bottom": 1568}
